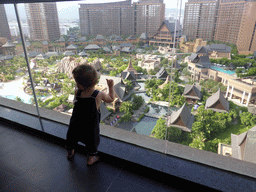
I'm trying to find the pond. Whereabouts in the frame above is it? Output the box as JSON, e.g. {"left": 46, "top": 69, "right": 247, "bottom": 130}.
{"left": 117, "top": 82, "right": 178, "bottom": 136}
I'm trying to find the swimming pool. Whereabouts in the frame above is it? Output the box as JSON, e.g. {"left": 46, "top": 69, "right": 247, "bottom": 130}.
{"left": 210, "top": 66, "right": 236, "bottom": 75}
{"left": 0, "top": 94, "right": 48, "bottom": 104}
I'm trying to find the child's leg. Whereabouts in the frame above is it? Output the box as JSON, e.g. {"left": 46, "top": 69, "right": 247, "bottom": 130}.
{"left": 86, "top": 136, "right": 100, "bottom": 165}
{"left": 66, "top": 129, "right": 78, "bottom": 159}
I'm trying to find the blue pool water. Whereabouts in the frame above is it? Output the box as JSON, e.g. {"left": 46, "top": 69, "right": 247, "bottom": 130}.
{"left": 211, "top": 66, "right": 235, "bottom": 75}
{"left": 0, "top": 94, "right": 48, "bottom": 104}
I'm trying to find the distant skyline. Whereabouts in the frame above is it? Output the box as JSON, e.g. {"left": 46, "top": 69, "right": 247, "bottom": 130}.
{"left": 4, "top": 0, "right": 187, "bottom": 21}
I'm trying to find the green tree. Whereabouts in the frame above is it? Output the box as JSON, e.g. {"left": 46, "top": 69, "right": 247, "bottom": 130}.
{"left": 120, "top": 101, "right": 133, "bottom": 114}
{"left": 151, "top": 118, "right": 167, "bottom": 140}
{"left": 240, "top": 112, "right": 256, "bottom": 126}
{"left": 132, "top": 95, "right": 144, "bottom": 110}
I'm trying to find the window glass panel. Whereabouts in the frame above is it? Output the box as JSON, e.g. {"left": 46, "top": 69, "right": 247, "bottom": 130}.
{"left": 2, "top": 0, "right": 255, "bottom": 165}
{"left": 0, "top": 3, "right": 42, "bottom": 130}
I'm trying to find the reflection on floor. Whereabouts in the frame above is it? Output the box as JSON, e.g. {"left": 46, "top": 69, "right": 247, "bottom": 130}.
{"left": 0, "top": 119, "right": 213, "bottom": 192}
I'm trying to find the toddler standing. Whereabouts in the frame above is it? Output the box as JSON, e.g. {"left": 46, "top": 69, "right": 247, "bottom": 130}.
{"left": 66, "top": 64, "right": 115, "bottom": 165}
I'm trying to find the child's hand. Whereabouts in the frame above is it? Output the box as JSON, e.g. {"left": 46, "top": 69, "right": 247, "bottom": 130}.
{"left": 106, "top": 79, "right": 114, "bottom": 87}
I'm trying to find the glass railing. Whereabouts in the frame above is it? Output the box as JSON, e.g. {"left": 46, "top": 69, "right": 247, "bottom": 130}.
{"left": 1, "top": 0, "right": 256, "bottom": 166}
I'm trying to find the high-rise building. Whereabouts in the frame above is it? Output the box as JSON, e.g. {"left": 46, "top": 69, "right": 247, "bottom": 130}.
{"left": 182, "top": 0, "right": 218, "bottom": 41}
{"left": 25, "top": 2, "right": 60, "bottom": 41}
{"left": 237, "top": 0, "right": 256, "bottom": 54}
{"left": 214, "top": 0, "right": 246, "bottom": 45}
{"left": 0, "top": 4, "right": 11, "bottom": 40}
{"left": 79, "top": 0, "right": 164, "bottom": 37}
{"left": 133, "top": 0, "right": 165, "bottom": 37}
{"left": 79, "top": 0, "right": 134, "bottom": 36}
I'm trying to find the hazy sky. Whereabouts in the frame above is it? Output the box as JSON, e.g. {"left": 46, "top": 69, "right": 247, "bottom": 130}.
{"left": 56, "top": 0, "right": 187, "bottom": 9}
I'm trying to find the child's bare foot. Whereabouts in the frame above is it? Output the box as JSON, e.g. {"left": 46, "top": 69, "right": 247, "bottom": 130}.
{"left": 87, "top": 156, "right": 99, "bottom": 166}
{"left": 67, "top": 149, "right": 75, "bottom": 160}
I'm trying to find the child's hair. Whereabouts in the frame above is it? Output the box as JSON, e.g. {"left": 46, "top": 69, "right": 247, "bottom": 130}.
{"left": 72, "top": 64, "right": 98, "bottom": 89}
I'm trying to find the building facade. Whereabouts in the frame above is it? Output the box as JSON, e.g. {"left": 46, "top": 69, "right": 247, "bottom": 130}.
{"left": 79, "top": 0, "right": 164, "bottom": 37}
{"left": 214, "top": 0, "right": 246, "bottom": 45}
{"left": 25, "top": 2, "right": 60, "bottom": 41}
{"left": 236, "top": 1, "right": 256, "bottom": 55}
{"left": 182, "top": 0, "right": 218, "bottom": 41}
{"left": 79, "top": 0, "right": 134, "bottom": 36}
{"left": 0, "top": 4, "right": 11, "bottom": 40}
{"left": 133, "top": 0, "right": 165, "bottom": 37}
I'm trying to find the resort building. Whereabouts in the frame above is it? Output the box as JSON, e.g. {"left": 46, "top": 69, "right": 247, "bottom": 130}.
{"left": 182, "top": 0, "right": 218, "bottom": 41}
{"left": 183, "top": 84, "right": 202, "bottom": 104}
{"left": 0, "top": 4, "right": 11, "bottom": 40}
{"left": 179, "top": 38, "right": 207, "bottom": 53}
{"left": 123, "top": 59, "right": 138, "bottom": 78}
{"left": 205, "top": 89, "right": 229, "bottom": 113}
{"left": 158, "top": 46, "right": 174, "bottom": 55}
{"left": 65, "top": 44, "right": 78, "bottom": 54}
{"left": 25, "top": 2, "right": 60, "bottom": 41}
{"left": 167, "top": 103, "right": 195, "bottom": 132}
{"left": 204, "top": 44, "right": 232, "bottom": 60}
{"left": 236, "top": 1, "right": 256, "bottom": 55}
{"left": 2, "top": 41, "right": 16, "bottom": 56}
{"left": 187, "top": 52, "right": 211, "bottom": 81}
{"left": 225, "top": 77, "right": 256, "bottom": 107}
{"left": 214, "top": 0, "right": 246, "bottom": 45}
{"left": 138, "top": 58, "right": 161, "bottom": 72}
{"left": 149, "top": 20, "right": 182, "bottom": 47}
{"left": 84, "top": 44, "right": 101, "bottom": 52}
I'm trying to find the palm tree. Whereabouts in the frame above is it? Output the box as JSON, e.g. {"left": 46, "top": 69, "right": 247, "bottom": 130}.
{"left": 120, "top": 101, "right": 133, "bottom": 114}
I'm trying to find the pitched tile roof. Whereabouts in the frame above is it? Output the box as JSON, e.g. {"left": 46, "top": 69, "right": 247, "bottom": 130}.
{"left": 123, "top": 59, "right": 138, "bottom": 75}
{"left": 183, "top": 84, "right": 202, "bottom": 100}
{"left": 45, "top": 52, "right": 59, "bottom": 57}
{"left": 63, "top": 51, "right": 75, "bottom": 56}
{"left": 112, "top": 45, "right": 121, "bottom": 51}
{"left": 84, "top": 44, "right": 101, "bottom": 50}
{"left": 188, "top": 53, "right": 198, "bottom": 62}
{"left": 156, "top": 67, "right": 168, "bottom": 79}
{"left": 127, "top": 35, "right": 137, "bottom": 40}
{"left": 58, "top": 37, "right": 65, "bottom": 42}
{"left": 196, "top": 46, "right": 208, "bottom": 55}
{"left": 2, "top": 41, "right": 15, "bottom": 48}
{"left": 95, "top": 35, "right": 106, "bottom": 41}
{"left": 121, "top": 47, "right": 132, "bottom": 53}
{"left": 205, "top": 89, "right": 229, "bottom": 112}
{"left": 167, "top": 103, "right": 194, "bottom": 132}
{"left": 66, "top": 44, "right": 78, "bottom": 50}
{"left": 121, "top": 71, "right": 136, "bottom": 80}
{"left": 78, "top": 51, "right": 88, "bottom": 56}
{"left": 115, "top": 36, "right": 124, "bottom": 41}
{"left": 139, "top": 33, "right": 149, "bottom": 40}
{"left": 103, "top": 47, "right": 112, "bottom": 53}
{"left": 208, "top": 44, "right": 231, "bottom": 53}
{"left": 231, "top": 126, "right": 256, "bottom": 163}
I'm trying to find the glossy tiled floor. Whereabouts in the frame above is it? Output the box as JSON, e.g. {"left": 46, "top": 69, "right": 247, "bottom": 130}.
{"left": 0, "top": 120, "right": 212, "bottom": 192}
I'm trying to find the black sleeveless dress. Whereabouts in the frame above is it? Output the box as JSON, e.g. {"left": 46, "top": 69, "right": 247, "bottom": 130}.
{"left": 66, "top": 90, "right": 101, "bottom": 155}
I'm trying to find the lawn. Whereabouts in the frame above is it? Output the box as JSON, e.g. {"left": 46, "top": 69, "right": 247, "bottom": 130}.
{"left": 215, "top": 123, "right": 254, "bottom": 145}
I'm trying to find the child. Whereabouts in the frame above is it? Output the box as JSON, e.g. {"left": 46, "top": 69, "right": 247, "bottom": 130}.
{"left": 66, "top": 64, "right": 115, "bottom": 166}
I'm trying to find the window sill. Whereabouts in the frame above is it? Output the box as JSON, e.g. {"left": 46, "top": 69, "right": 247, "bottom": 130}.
{"left": 0, "top": 97, "right": 256, "bottom": 191}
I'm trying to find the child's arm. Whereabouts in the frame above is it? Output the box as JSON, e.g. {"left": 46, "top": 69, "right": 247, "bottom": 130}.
{"left": 100, "top": 79, "right": 115, "bottom": 103}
